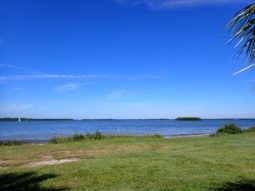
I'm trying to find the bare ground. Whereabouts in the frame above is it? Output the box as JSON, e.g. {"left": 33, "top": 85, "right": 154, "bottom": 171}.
{"left": 25, "top": 158, "right": 80, "bottom": 168}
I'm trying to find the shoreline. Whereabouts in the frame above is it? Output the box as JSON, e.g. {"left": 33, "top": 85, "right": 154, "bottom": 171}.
{"left": 1, "top": 118, "right": 255, "bottom": 121}
{"left": 0, "top": 133, "right": 213, "bottom": 144}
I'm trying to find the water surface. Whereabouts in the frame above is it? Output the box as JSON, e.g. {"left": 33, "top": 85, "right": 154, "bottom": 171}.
{"left": 0, "top": 119, "right": 254, "bottom": 141}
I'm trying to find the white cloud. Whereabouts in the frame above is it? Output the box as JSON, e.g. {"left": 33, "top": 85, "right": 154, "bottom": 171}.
{"left": 106, "top": 90, "right": 125, "bottom": 100}
{"left": 112, "top": 0, "right": 250, "bottom": 9}
{"left": 0, "top": 74, "right": 163, "bottom": 82}
{"left": 55, "top": 83, "right": 91, "bottom": 92}
{"left": 56, "top": 83, "right": 80, "bottom": 92}
{"left": 0, "top": 103, "right": 33, "bottom": 113}
{"left": 0, "top": 64, "right": 109, "bottom": 81}
{"left": 13, "top": 87, "right": 23, "bottom": 91}
{"left": 0, "top": 63, "right": 44, "bottom": 75}
{"left": 0, "top": 64, "right": 164, "bottom": 83}
{"left": 0, "top": 74, "right": 109, "bottom": 81}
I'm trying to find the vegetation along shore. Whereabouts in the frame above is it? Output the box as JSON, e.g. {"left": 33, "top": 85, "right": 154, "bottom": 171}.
{"left": 0, "top": 124, "right": 255, "bottom": 191}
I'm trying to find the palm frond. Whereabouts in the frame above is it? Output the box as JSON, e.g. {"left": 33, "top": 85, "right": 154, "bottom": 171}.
{"left": 233, "top": 63, "right": 255, "bottom": 75}
{"left": 227, "top": 3, "right": 255, "bottom": 74}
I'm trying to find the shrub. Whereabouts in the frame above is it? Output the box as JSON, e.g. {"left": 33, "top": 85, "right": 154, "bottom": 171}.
{"left": 248, "top": 126, "right": 255, "bottom": 132}
{"left": 94, "top": 131, "right": 104, "bottom": 140}
{"left": 72, "top": 134, "right": 85, "bottom": 141}
{"left": 0, "top": 141, "right": 21, "bottom": 146}
{"left": 49, "top": 137, "right": 58, "bottom": 144}
{"left": 49, "top": 131, "right": 104, "bottom": 144}
{"left": 85, "top": 133, "right": 94, "bottom": 140}
{"left": 244, "top": 126, "right": 255, "bottom": 133}
{"left": 86, "top": 131, "right": 104, "bottom": 140}
{"left": 48, "top": 136, "right": 72, "bottom": 144}
{"left": 150, "top": 134, "right": 163, "bottom": 138}
{"left": 216, "top": 124, "right": 242, "bottom": 135}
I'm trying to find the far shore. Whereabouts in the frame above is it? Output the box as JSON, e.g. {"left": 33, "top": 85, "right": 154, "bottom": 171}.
{"left": 1, "top": 118, "right": 255, "bottom": 121}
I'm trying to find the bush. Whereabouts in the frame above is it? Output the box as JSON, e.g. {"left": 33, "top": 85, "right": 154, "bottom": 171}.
{"left": 86, "top": 131, "right": 104, "bottom": 140}
{"left": 49, "top": 136, "right": 72, "bottom": 144}
{"left": 48, "top": 137, "right": 58, "bottom": 144}
{"left": 72, "top": 134, "right": 85, "bottom": 141}
{"left": 248, "top": 126, "right": 255, "bottom": 132}
{"left": 216, "top": 124, "right": 243, "bottom": 135}
{"left": 244, "top": 126, "right": 255, "bottom": 133}
{"left": 49, "top": 131, "right": 104, "bottom": 144}
{"left": 0, "top": 141, "right": 21, "bottom": 146}
{"left": 150, "top": 134, "right": 163, "bottom": 138}
{"left": 94, "top": 131, "right": 104, "bottom": 140}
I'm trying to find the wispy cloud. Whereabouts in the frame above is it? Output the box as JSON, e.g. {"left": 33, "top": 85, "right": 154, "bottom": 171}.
{"left": 0, "top": 63, "right": 45, "bottom": 75}
{"left": 13, "top": 87, "right": 23, "bottom": 91}
{"left": 112, "top": 0, "right": 249, "bottom": 9}
{"left": 0, "top": 64, "right": 109, "bottom": 82}
{"left": 0, "top": 73, "right": 163, "bottom": 82}
{"left": 56, "top": 83, "right": 90, "bottom": 92}
{"left": 0, "top": 103, "right": 33, "bottom": 113}
{"left": 0, "top": 74, "right": 109, "bottom": 81}
{"left": 0, "top": 64, "right": 164, "bottom": 83}
{"left": 106, "top": 90, "right": 125, "bottom": 100}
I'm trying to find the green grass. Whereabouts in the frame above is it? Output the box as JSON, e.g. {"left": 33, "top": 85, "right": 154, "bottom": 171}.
{"left": 1, "top": 133, "right": 255, "bottom": 190}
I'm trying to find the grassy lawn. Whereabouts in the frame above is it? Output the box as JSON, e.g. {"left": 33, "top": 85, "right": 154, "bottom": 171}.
{"left": 0, "top": 133, "right": 255, "bottom": 191}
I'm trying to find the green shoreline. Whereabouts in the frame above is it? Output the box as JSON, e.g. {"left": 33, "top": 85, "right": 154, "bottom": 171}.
{"left": 0, "top": 132, "right": 255, "bottom": 191}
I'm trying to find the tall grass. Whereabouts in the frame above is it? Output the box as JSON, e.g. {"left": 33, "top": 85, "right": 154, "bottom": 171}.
{"left": 49, "top": 131, "right": 104, "bottom": 144}
{"left": 0, "top": 141, "right": 21, "bottom": 146}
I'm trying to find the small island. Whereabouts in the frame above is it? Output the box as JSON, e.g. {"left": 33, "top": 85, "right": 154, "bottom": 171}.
{"left": 175, "top": 117, "right": 202, "bottom": 121}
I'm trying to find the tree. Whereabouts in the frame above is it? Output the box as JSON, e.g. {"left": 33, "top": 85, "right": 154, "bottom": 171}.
{"left": 227, "top": 3, "right": 255, "bottom": 74}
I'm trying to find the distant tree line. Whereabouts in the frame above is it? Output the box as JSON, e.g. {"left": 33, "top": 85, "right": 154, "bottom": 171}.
{"left": 175, "top": 117, "right": 202, "bottom": 121}
{"left": 0, "top": 118, "right": 74, "bottom": 121}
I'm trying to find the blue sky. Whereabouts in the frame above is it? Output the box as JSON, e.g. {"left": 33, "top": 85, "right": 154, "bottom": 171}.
{"left": 0, "top": 0, "right": 255, "bottom": 119}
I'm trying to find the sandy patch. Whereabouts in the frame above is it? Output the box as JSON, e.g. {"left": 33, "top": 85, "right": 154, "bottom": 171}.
{"left": 0, "top": 159, "right": 12, "bottom": 164}
{"left": 26, "top": 158, "right": 80, "bottom": 168}
{"left": 0, "top": 167, "right": 9, "bottom": 170}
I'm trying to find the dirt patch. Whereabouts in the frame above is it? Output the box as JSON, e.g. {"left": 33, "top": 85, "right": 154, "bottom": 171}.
{"left": 0, "top": 167, "right": 9, "bottom": 170}
{"left": 149, "top": 144, "right": 166, "bottom": 150}
{"left": 0, "top": 159, "right": 12, "bottom": 164}
{"left": 0, "top": 159, "right": 13, "bottom": 168}
{"left": 26, "top": 158, "right": 80, "bottom": 168}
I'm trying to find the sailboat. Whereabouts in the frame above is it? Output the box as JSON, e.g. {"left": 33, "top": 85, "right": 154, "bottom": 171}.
{"left": 18, "top": 118, "right": 21, "bottom": 122}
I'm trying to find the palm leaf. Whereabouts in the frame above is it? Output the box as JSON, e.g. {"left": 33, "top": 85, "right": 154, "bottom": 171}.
{"left": 233, "top": 63, "right": 255, "bottom": 75}
{"left": 227, "top": 3, "right": 255, "bottom": 74}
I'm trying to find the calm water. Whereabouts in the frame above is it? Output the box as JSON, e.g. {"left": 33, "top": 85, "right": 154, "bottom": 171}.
{"left": 0, "top": 119, "right": 255, "bottom": 141}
